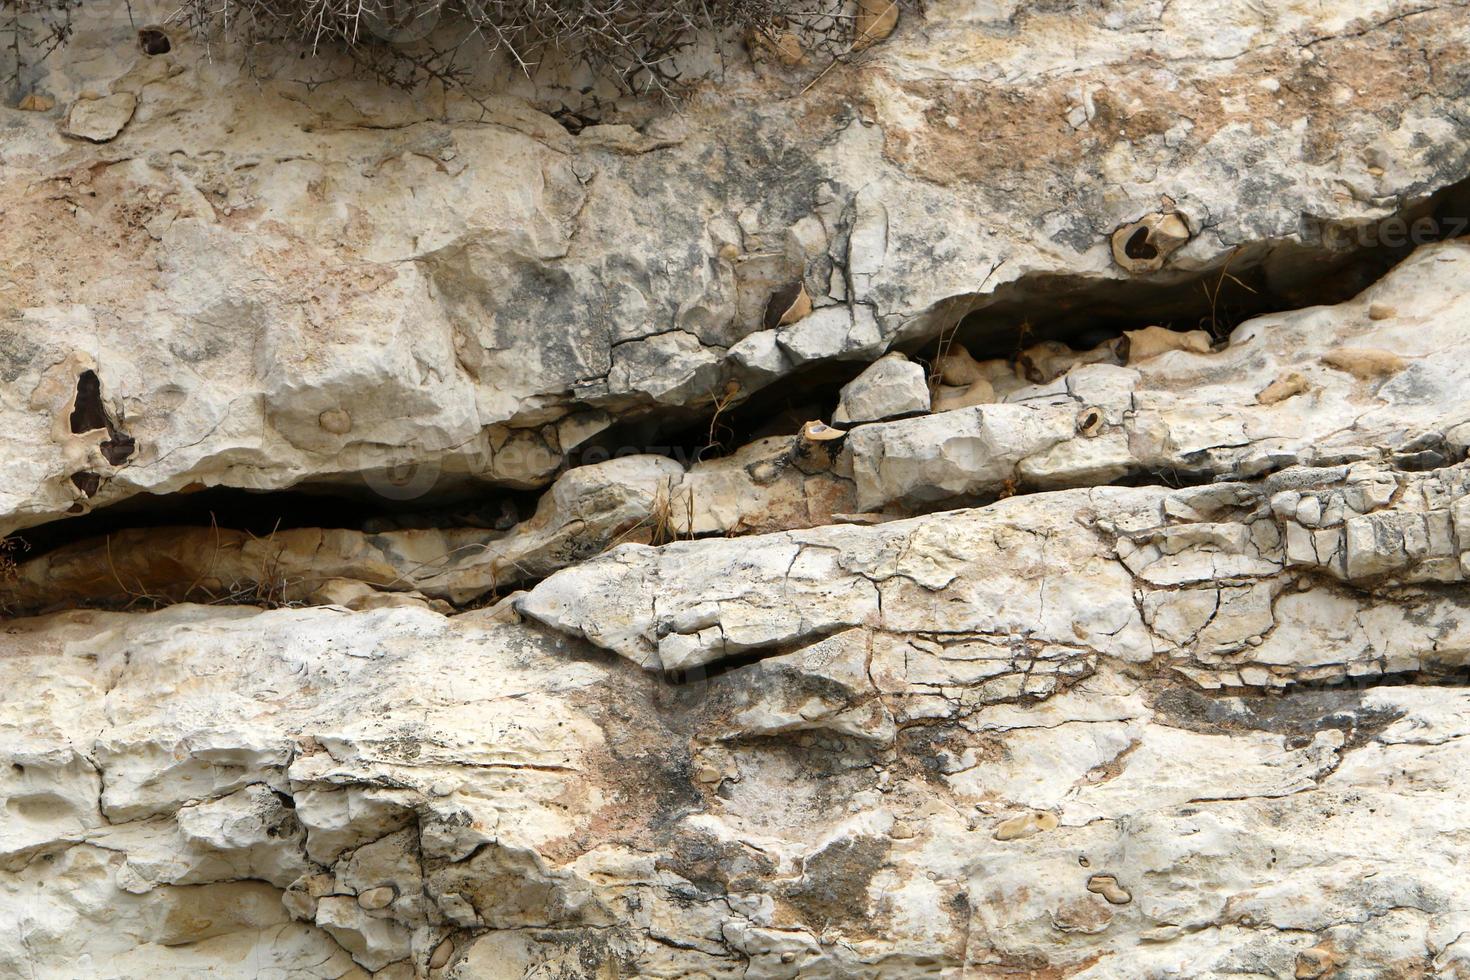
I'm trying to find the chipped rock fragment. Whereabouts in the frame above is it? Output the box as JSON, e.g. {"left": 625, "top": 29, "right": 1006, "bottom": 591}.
{"left": 833, "top": 352, "right": 930, "bottom": 423}
{"left": 62, "top": 92, "right": 137, "bottom": 142}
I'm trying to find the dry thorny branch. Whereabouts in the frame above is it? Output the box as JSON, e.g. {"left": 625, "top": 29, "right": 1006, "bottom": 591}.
{"left": 8, "top": 0, "right": 911, "bottom": 101}
{"left": 2, "top": 0, "right": 79, "bottom": 97}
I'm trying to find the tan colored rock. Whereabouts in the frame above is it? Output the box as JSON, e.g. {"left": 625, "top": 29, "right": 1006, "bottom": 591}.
{"left": 16, "top": 92, "right": 55, "bottom": 112}
{"left": 854, "top": 0, "right": 900, "bottom": 50}
{"left": 62, "top": 92, "right": 137, "bottom": 142}
{"left": 1257, "top": 371, "right": 1310, "bottom": 405}
{"left": 1320, "top": 346, "right": 1407, "bottom": 380}
{"left": 356, "top": 886, "right": 395, "bottom": 910}
{"left": 994, "top": 811, "right": 1059, "bottom": 841}
{"left": 1086, "top": 874, "right": 1132, "bottom": 905}
{"left": 1124, "top": 325, "right": 1212, "bottom": 363}
{"left": 935, "top": 343, "right": 987, "bottom": 386}
{"left": 318, "top": 408, "right": 353, "bottom": 434}
{"left": 931, "top": 378, "right": 994, "bottom": 412}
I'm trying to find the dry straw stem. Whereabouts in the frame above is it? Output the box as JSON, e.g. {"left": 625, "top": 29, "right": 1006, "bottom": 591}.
{"left": 608, "top": 477, "right": 696, "bottom": 550}
{"left": 3, "top": 0, "right": 79, "bottom": 97}
{"left": 1201, "top": 247, "right": 1257, "bottom": 338}
{"left": 701, "top": 380, "right": 742, "bottom": 462}
{"left": 928, "top": 258, "right": 1005, "bottom": 389}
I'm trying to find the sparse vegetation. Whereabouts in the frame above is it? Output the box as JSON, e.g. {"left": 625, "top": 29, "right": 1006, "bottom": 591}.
{"left": 2, "top": 0, "right": 78, "bottom": 100}
{"left": 2, "top": 0, "right": 909, "bottom": 102}
{"left": 0, "top": 536, "right": 27, "bottom": 584}
{"left": 171, "top": 0, "right": 899, "bottom": 97}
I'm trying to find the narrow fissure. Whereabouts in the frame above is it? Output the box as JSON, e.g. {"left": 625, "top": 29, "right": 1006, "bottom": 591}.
{"left": 926, "top": 170, "right": 1470, "bottom": 358}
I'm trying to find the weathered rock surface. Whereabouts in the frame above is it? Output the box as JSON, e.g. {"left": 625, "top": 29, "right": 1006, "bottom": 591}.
{"left": 3, "top": 0, "right": 1470, "bottom": 976}
{"left": 2, "top": 0, "right": 1468, "bottom": 535}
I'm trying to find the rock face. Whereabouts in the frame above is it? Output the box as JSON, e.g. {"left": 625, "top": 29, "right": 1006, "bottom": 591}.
{"left": 3, "top": 0, "right": 1470, "bottom": 977}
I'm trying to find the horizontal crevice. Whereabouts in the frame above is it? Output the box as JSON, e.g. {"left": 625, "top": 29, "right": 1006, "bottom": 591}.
{"left": 4, "top": 174, "right": 1468, "bottom": 618}
{"left": 908, "top": 170, "right": 1470, "bottom": 360}
{"left": 3, "top": 483, "right": 543, "bottom": 566}
{"left": 1194, "top": 666, "right": 1470, "bottom": 700}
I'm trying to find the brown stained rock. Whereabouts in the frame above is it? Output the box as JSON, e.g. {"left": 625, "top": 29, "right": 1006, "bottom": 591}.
{"left": 1321, "top": 347, "right": 1407, "bottom": 380}
{"left": 1257, "top": 372, "right": 1311, "bottom": 405}
{"left": 1086, "top": 874, "right": 1132, "bottom": 905}
{"left": 1295, "top": 946, "right": 1336, "bottom": 978}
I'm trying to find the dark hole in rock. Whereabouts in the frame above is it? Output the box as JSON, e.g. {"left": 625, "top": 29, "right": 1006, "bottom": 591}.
{"left": 68, "top": 371, "right": 110, "bottom": 434}
{"left": 551, "top": 106, "right": 599, "bottom": 134}
{"left": 925, "top": 170, "right": 1470, "bottom": 362}
{"left": 67, "top": 370, "right": 136, "bottom": 465}
{"left": 1124, "top": 227, "right": 1158, "bottom": 260}
{"left": 763, "top": 280, "right": 806, "bottom": 330}
{"left": 70, "top": 472, "right": 101, "bottom": 497}
{"left": 138, "top": 28, "right": 171, "bottom": 55}
{"left": 100, "top": 433, "right": 136, "bottom": 466}
{"left": 574, "top": 355, "right": 866, "bottom": 470}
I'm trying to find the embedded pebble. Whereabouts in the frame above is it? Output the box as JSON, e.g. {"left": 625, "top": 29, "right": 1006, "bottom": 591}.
{"left": 318, "top": 408, "right": 353, "bottom": 434}
{"left": 994, "top": 810, "right": 1060, "bottom": 841}
{"left": 1257, "top": 372, "right": 1310, "bottom": 405}
{"left": 357, "top": 886, "right": 395, "bottom": 910}
{"left": 1320, "top": 347, "right": 1406, "bottom": 380}
{"left": 1086, "top": 874, "right": 1132, "bottom": 905}
{"left": 428, "top": 938, "right": 454, "bottom": 969}
{"left": 1124, "top": 325, "right": 1212, "bottom": 363}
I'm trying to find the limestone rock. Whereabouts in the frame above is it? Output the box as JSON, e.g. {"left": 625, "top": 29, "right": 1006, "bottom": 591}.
{"left": 62, "top": 92, "right": 136, "bottom": 142}
{"left": 832, "top": 352, "right": 930, "bottom": 424}
{"left": 4, "top": 0, "right": 1470, "bottom": 975}
{"left": 2, "top": 0, "right": 1466, "bottom": 536}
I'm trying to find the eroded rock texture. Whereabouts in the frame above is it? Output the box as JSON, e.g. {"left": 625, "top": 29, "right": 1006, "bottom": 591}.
{"left": 3, "top": 0, "right": 1470, "bottom": 976}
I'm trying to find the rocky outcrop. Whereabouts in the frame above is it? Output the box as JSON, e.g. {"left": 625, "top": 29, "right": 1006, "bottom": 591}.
{"left": 3, "top": 0, "right": 1470, "bottom": 976}
{"left": 3, "top": 0, "right": 1469, "bottom": 536}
